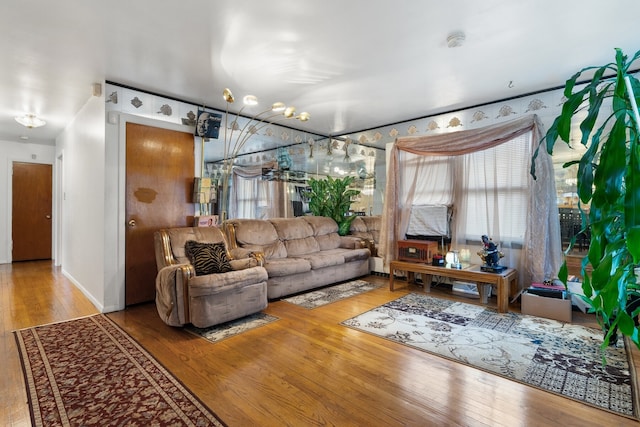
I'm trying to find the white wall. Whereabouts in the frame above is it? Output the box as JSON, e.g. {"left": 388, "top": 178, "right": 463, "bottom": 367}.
{"left": 55, "top": 94, "right": 107, "bottom": 311}
{"left": 0, "top": 140, "right": 55, "bottom": 264}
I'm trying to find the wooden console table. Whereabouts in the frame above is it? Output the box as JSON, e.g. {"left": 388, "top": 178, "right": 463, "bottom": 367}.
{"left": 389, "top": 260, "right": 517, "bottom": 313}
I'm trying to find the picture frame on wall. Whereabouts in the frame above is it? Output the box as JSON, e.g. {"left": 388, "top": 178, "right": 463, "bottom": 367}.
{"left": 195, "top": 109, "right": 222, "bottom": 139}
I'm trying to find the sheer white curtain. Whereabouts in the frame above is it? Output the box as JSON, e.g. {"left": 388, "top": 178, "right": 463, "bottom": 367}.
{"left": 229, "top": 161, "right": 286, "bottom": 219}
{"left": 453, "top": 132, "right": 532, "bottom": 278}
{"left": 232, "top": 177, "right": 259, "bottom": 219}
{"left": 398, "top": 153, "right": 453, "bottom": 238}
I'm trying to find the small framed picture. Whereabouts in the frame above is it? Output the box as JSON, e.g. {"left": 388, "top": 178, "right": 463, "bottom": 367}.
{"left": 195, "top": 109, "right": 222, "bottom": 139}
{"left": 195, "top": 215, "right": 219, "bottom": 227}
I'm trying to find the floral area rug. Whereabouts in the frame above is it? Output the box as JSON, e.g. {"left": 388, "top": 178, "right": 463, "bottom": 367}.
{"left": 342, "top": 293, "right": 639, "bottom": 419}
{"left": 187, "top": 312, "right": 278, "bottom": 343}
{"left": 283, "top": 279, "right": 382, "bottom": 309}
{"left": 14, "top": 314, "right": 226, "bottom": 426}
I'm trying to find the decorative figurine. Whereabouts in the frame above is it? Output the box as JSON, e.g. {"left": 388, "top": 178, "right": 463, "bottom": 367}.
{"left": 477, "top": 235, "right": 505, "bottom": 272}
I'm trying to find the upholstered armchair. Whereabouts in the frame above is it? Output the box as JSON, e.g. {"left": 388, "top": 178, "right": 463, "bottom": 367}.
{"left": 153, "top": 226, "right": 268, "bottom": 328}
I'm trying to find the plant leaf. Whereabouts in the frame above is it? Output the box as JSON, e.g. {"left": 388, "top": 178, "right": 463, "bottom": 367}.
{"left": 618, "top": 311, "right": 636, "bottom": 336}
{"left": 628, "top": 226, "right": 640, "bottom": 263}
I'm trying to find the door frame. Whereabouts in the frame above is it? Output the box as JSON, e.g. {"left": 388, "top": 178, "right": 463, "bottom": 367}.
{"left": 112, "top": 113, "right": 199, "bottom": 311}
{"left": 6, "top": 157, "right": 55, "bottom": 264}
{"left": 55, "top": 151, "right": 64, "bottom": 266}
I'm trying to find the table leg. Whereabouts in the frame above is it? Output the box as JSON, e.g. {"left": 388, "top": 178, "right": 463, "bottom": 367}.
{"left": 510, "top": 276, "right": 519, "bottom": 299}
{"left": 389, "top": 265, "right": 396, "bottom": 291}
{"left": 423, "top": 274, "right": 432, "bottom": 292}
{"left": 496, "top": 277, "right": 508, "bottom": 313}
{"left": 477, "top": 283, "right": 489, "bottom": 304}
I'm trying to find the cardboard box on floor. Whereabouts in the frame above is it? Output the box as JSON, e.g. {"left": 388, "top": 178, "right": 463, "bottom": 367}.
{"left": 521, "top": 291, "right": 572, "bottom": 323}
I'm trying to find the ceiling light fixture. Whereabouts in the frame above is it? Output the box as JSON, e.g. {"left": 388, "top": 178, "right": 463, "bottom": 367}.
{"left": 242, "top": 95, "right": 258, "bottom": 105}
{"left": 446, "top": 31, "right": 466, "bottom": 48}
{"left": 15, "top": 113, "right": 46, "bottom": 128}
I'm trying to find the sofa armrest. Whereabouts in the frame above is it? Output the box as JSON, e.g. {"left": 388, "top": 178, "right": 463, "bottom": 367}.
{"left": 339, "top": 235, "right": 368, "bottom": 249}
{"left": 229, "top": 247, "right": 265, "bottom": 267}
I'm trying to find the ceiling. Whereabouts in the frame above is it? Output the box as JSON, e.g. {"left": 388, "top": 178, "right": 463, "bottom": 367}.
{"left": 1, "top": 0, "right": 640, "bottom": 147}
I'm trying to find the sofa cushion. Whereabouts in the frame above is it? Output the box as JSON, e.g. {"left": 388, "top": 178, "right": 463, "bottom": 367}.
{"left": 242, "top": 241, "right": 288, "bottom": 260}
{"left": 269, "top": 218, "right": 319, "bottom": 256}
{"left": 303, "top": 216, "right": 339, "bottom": 235}
{"left": 230, "top": 218, "right": 279, "bottom": 246}
{"left": 315, "top": 232, "right": 341, "bottom": 251}
{"left": 284, "top": 236, "right": 320, "bottom": 256}
{"left": 293, "top": 252, "right": 344, "bottom": 269}
{"left": 301, "top": 216, "right": 342, "bottom": 250}
{"left": 349, "top": 215, "right": 380, "bottom": 243}
{"left": 361, "top": 215, "right": 381, "bottom": 244}
{"left": 321, "top": 247, "right": 370, "bottom": 263}
{"left": 264, "top": 257, "right": 311, "bottom": 277}
{"left": 229, "top": 219, "right": 287, "bottom": 259}
{"left": 184, "top": 240, "right": 233, "bottom": 275}
{"left": 168, "top": 227, "right": 226, "bottom": 261}
{"left": 349, "top": 216, "right": 368, "bottom": 233}
{"left": 270, "top": 217, "right": 314, "bottom": 240}
{"left": 343, "top": 247, "right": 371, "bottom": 262}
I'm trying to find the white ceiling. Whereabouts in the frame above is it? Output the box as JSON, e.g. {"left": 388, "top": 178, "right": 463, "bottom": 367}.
{"left": 1, "top": 0, "right": 639, "bottom": 146}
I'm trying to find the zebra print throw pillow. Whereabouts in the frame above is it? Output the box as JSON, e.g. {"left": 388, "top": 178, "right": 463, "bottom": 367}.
{"left": 184, "top": 240, "right": 233, "bottom": 276}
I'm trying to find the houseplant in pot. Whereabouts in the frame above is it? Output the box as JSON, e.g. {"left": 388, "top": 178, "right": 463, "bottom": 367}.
{"left": 304, "top": 176, "right": 361, "bottom": 236}
{"left": 533, "top": 48, "right": 640, "bottom": 348}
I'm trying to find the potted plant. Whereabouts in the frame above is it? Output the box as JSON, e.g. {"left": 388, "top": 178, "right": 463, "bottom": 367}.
{"left": 304, "top": 176, "right": 361, "bottom": 236}
{"left": 533, "top": 48, "right": 640, "bottom": 348}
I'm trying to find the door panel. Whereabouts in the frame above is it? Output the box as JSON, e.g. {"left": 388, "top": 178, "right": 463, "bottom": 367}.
{"left": 12, "top": 162, "right": 52, "bottom": 261}
{"left": 125, "top": 123, "right": 194, "bottom": 305}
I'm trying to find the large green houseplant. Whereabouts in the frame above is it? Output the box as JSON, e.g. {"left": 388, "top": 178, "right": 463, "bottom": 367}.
{"left": 533, "top": 48, "right": 640, "bottom": 349}
{"left": 304, "top": 176, "right": 361, "bottom": 236}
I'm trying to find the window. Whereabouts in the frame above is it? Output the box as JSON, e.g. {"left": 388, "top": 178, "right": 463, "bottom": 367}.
{"left": 458, "top": 132, "right": 531, "bottom": 247}
{"left": 404, "top": 132, "right": 532, "bottom": 249}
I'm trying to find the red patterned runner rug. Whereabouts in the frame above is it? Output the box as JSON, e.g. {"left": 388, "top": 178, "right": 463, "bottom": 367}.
{"left": 14, "top": 314, "right": 226, "bottom": 426}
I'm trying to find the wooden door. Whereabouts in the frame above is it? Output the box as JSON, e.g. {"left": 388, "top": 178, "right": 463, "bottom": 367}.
{"left": 12, "top": 162, "right": 52, "bottom": 261}
{"left": 125, "top": 123, "right": 194, "bottom": 305}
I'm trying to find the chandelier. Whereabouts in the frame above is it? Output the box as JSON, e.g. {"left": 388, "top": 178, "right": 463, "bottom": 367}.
{"left": 220, "top": 87, "right": 310, "bottom": 163}
{"left": 208, "top": 88, "right": 311, "bottom": 221}
{"left": 15, "top": 113, "right": 46, "bottom": 128}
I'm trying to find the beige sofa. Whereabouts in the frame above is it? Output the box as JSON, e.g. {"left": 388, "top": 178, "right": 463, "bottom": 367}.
{"left": 153, "top": 226, "right": 268, "bottom": 328}
{"left": 225, "top": 216, "right": 370, "bottom": 299}
{"left": 349, "top": 215, "right": 388, "bottom": 274}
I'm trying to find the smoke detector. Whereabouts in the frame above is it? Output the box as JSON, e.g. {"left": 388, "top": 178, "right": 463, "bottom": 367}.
{"left": 447, "top": 31, "right": 466, "bottom": 48}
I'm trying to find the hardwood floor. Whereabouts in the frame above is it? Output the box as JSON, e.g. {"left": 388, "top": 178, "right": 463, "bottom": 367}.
{"left": 2, "top": 261, "right": 639, "bottom": 426}
{"left": 1, "top": 261, "right": 98, "bottom": 426}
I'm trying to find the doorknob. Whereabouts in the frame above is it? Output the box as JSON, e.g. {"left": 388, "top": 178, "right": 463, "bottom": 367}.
{"left": 45, "top": 215, "right": 51, "bottom": 219}
{"left": 128, "top": 219, "right": 137, "bottom": 227}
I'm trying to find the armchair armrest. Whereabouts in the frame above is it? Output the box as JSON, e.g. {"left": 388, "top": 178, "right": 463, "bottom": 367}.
{"left": 155, "top": 263, "right": 194, "bottom": 327}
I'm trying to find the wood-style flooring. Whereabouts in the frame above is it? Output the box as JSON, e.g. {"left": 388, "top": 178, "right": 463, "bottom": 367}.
{"left": 2, "top": 261, "right": 639, "bottom": 426}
